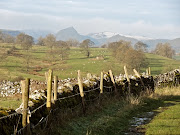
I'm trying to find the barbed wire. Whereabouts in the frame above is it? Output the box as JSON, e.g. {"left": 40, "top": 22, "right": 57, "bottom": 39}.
{"left": 57, "top": 92, "right": 80, "bottom": 101}
{"left": 0, "top": 112, "right": 20, "bottom": 120}
{"left": 31, "top": 102, "right": 47, "bottom": 114}
{"left": 84, "top": 87, "right": 100, "bottom": 93}
{"left": 15, "top": 122, "right": 30, "bottom": 135}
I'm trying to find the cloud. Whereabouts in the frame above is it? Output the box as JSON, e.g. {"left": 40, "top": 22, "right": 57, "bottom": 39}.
{"left": 0, "top": 7, "right": 180, "bottom": 39}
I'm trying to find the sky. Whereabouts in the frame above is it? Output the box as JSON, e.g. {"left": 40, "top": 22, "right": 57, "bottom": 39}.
{"left": 0, "top": 0, "right": 180, "bottom": 39}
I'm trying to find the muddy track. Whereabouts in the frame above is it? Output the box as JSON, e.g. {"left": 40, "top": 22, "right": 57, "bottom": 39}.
{"left": 125, "top": 101, "right": 178, "bottom": 135}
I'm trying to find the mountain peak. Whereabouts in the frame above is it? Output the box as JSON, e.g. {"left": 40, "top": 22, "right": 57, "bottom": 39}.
{"left": 58, "top": 27, "right": 77, "bottom": 34}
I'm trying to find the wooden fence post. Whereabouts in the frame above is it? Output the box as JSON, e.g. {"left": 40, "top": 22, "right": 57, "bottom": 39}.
{"left": 100, "top": 71, "right": 104, "bottom": 94}
{"left": 148, "top": 67, "right": 151, "bottom": 76}
{"left": 87, "top": 73, "right": 92, "bottom": 80}
{"left": 54, "top": 76, "right": 58, "bottom": 101}
{"left": 133, "top": 69, "right": 145, "bottom": 90}
{"left": 124, "top": 66, "right": 131, "bottom": 92}
{"left": 46, "top": 69, "right": 53, "bottom": 111}
{"left": 77, "top": 70, "right": 85, "bottom": 114}
{"left": 109, "top": 70, "right": 117, "bottom": 94}
{"left": 21, "top": 78, "right": 31, "bottom": 135}
{"left": 146, "top": 69, "right": 149, "bottom": 76}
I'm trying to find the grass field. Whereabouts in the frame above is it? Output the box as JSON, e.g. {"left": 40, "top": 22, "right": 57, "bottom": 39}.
{"left": 145, "top": 86, "right": 180, "bottom": 135}
{"left": 0, "top": 43, "right": 180, "bottom": 81}
{"left": 146, "top": 100, "right": 180, "bottom": 135}
{"left": 51, "top": 86, "right": 180, "bottom": 135}
{"left": 0, "top": 96, "right": 21, "bottom": 110}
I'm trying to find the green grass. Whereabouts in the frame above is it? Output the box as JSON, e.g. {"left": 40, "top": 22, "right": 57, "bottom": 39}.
{"left": 51, "top": 86, "right": 180, "bottom": 135}
{"left": 145, "top": 53, "right": 180, "bottom": 75}
{"left": 0, "top": 97, "right": 22, "bottom": 110}
{"left": 146, "top": 100, "right": 180, "bottom": 135}
{"left": 0, "top": 43, "right": 180, "bottom": 81}
{"left": 174, "top": 55, "right": 180, "bottom": 61}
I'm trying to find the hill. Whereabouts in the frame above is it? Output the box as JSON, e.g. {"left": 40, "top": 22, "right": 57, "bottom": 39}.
{"left": 56, "top": 27, "right": 99, "bottom": 45}
{"left": 168, "top": 38, "right": 180, "bottom": 53}
{"left": 0, "top": 43, "right": 179, "bottom": 81}
{"left": 1, "top": 28, "right": 179, "bottom": 52}
{"left": 0, "top": 29, "right": 21, "bottom": 37}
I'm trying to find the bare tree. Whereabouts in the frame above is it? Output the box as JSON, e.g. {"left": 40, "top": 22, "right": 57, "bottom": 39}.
{"left": 80, "top": 39, "right": 94, "bottom": 58}
{"left": 134, "top": 41, "right": 148, "bottom": 52}
{"left": 153, "top": 43, "right": 175, "bottom": 58}
{"left": 16, "top": 33, "right": 34, "bottom": 71}
{"left": 16, "top": 33, "right": 33, "bottom": 50}
{"left": 44, "top": 34, "right": 56, "bottom": 52}
{"left": 66, "top": 38, "right": 79, "bottom": 47}
{"left": 108, "top": 40, "right": 148, "bottom": 71}
{"left": 37, "top": 36, "right": 45, "bottom": 46}
{"left": 43, "top": 34, "right": 56, "bottom": 62}
{"left": 56, "top": 40, "right": 70, "bottom": 60}
{"left": 0, "top": 31, "right": 15, "bottom": 43}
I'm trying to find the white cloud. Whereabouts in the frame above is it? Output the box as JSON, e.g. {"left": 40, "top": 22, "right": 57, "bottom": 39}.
{"left": 0, "top": 9, "right": 179, "bottom": 39}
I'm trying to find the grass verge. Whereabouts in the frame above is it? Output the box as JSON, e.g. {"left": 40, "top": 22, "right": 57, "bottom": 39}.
{"left": 51, "top": 86, "right": 180, "bottom": 135}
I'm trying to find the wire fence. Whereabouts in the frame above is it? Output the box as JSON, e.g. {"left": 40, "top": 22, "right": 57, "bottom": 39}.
{"left": 1, "top": 69, "right": 180, "bottom": 135}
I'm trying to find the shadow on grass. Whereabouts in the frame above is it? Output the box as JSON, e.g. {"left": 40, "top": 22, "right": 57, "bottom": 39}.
{"left": 44, "top": 94, "right": 180, "bottom": 135}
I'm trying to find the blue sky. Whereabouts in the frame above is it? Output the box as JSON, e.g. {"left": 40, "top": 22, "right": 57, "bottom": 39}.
{"left": 0, "top": 0, "right": 179, "bottom": 39}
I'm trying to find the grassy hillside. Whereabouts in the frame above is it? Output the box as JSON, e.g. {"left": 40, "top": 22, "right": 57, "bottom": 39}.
{"left": 0, "top": 43, "right": 180, "bottom": 81}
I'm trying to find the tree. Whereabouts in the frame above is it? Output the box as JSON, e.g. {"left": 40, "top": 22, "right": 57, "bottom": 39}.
{"left": 134, "top": 41, "right": 148, "bottom": 52}
{"left": 108, "top": 40, "right": 131, "bottom": 57}
{"left": 66, "top": 38, "right": 79, "bottom": 47}
{"left": 4, "top": 34, "right": 15, "bottom": 43}
{"left": 0, "top": 31, "right": 15, "bottom": 43}
{"left": 108, "top": 40, "right": 148, "bottom": 71}
{"left": 153, "top": 43, "right": 175, "bottom": 58}
{"left": 16, "top": 33, "right": 34, "bottom": 71}
{"left": 0, "top": 31, "right": 4, "bottom": 42}
{"left": 37, "top": 36, "right": 45, "bottom": 46}
{"left": 101, "top": 44, "right": 107, "bottom": 48}
{"left": 44, "top": 34, "right": 56, "bottom": 52}
{"left": 80, "top": 39, "right": 94, "bottom": 58}
{"left": 16, "top": 33, "right": 33, "bottom": 50}
{"left": 56, "top": 40, "right": 70, "bottom": 60}
{"left": 43, "top": 34, "right": 56, "bottom": 62}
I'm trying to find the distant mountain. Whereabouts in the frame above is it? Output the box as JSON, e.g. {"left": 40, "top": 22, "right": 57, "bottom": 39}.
{"left": 56, "top": 27, "right": 83, "bottom": 41}
{"left": 21, "top": 29, "right": 51, "bottom": 39}
{"left": 105, "top": 34, "right": 138, "bottom": 45}
{"left": 168, "top": 38, "right": 180, "bottom": 53}
{"left": 1, "top": 27, "right": 179, "bottom": 52}
{"left": 56, "top": 27, "right": 99, "bottom": 45}
{"left": 0, "top": 29, "right": 51, "bottom": 42}
{"left": 0, "top": 29, "right": 21, "bottom": 37}
{"left": 88, "top": 32, "right": 152, "bottom": 41}
{"left": 88, "top": 32, "right": 119, "bottom": 39}
{"left": 142, "top": 39, "right": 169, "bottom": 50}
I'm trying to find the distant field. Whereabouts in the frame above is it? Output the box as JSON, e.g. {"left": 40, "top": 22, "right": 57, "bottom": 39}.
{"left": 174, "top": 55, "right": 180, "bottom": 61}
{"left": 0, "top": 43, "right": 180, "bottom": 81}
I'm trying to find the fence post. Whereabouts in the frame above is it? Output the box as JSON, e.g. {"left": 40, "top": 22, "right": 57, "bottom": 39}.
{"left": 21, "top": 78, "right": 31, "bottom": 135}
{"left": 77, "top": 70, "right": 85, "bottom": 114}
{"left": 54, "top": 76, "right": 58, "bottom": 101}
{"left": 87, "top": 73, "right": 92, "bottom": 80}
{"left": 109, "top": 70, "right": 117, "bottom": 94}
{"left": 100, "top": 71, "right": 104, "bottom": 94}
{"left": 46, "top": 69, "right": 53, "bottom": 111}
{"left": 146, "top": 69, "right": 149, "bottom": 76}
{"left": 133, "top": 69, "right": 145, "bottom": 90}
{"left": 148, "top": 67, "right": 151, "bottom": 76}
{"left": 124, "top": 66, "right": 131, "bottom": 92}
